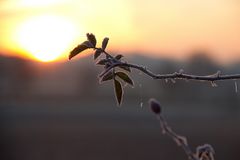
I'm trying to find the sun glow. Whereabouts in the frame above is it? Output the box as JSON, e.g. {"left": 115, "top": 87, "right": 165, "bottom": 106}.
{"left": 14, "top": 15, "right": 79, "bottom": 62}
{"left": 1, "top": 0, "right": 240, "bottom": 63}
{"left": 19, "top": 0, "right": 66, "bottom": 7}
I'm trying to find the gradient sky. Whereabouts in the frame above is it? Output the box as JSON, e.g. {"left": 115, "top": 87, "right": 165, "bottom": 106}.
{"left": 0, "top": 0, "right": 240, "bottom": 63}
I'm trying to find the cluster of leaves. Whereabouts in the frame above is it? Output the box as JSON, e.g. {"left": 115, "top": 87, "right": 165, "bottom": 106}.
{"left": 69, "top": 33, "right": 134, "bottom": 105}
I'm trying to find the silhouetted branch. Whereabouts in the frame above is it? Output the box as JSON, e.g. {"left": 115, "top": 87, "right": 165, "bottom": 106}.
{"left": 69, "top": 33, "right": 240, "bottom": 105}
{"left": 149, "top": 99, "right": 215, "bottom": 160}
{"left": 99, "top": 55, "right": 240, "bottom": 82}
{"left": 70, "top": 33, "right": 222, "bottom": 160}
{"left": 157, "top": 114, "right": 197, "bottom": 160}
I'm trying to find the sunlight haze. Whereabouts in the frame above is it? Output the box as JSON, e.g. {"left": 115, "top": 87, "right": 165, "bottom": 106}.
{"left": 0, "top": 0, "right": 239, "bottom": 63}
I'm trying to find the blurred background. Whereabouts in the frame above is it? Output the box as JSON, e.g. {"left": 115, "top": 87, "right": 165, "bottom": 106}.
{"left": 0, "top": 0, "right": 240, "bottom": 160}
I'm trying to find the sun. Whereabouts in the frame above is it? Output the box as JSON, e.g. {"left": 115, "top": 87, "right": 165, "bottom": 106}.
{"left": 15, "top": 15, "right": 78, "bottom": 62}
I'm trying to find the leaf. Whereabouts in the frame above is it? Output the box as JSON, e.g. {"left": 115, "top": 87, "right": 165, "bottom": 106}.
{"left": 82, "top": 41, "right": 93, "bottom": 48}
{"left": 69, "top": 41, "right": 91, "bottom": 60}
{"left": 116, "top": 72, "right": 134, "bottom": 86}
{"left": 119, "top": 66, "right": 131, "bottom": 72}
{"left": 101, "top": 72, "right": 114, "bottom": 82}
{"left": 102, "top": 37, "right": 109, "bottom": 50}
{"left": 115, "top": 54, "right": 123, "bottom": 60}
{"left": 94, "top": 49, "right": 102, "bottom": 60}
{"left": 104, "top": 64, "right": 110, "bottom": 69}
{"left": 114, "top": 79, "right": 123, "bottom": 105}
{"left": 87, "top": 33, "right": 96, "bottom": 47}
{"left": 96, "top": 59, "right": 108, "bottom": 65}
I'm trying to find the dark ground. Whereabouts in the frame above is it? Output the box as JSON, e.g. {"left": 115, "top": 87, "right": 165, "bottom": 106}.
{"left": 1, "top": 97, "right": 239, "bottom": 160}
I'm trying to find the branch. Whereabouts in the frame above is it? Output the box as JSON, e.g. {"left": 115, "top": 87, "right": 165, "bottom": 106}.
{"left": 69, "top": 33, "right": 240, "bottom": 83}
{"left": 71, "top": 33, "right": 219, "bottom": 160}
{"left": 70, "top": 33, "right": 240, "bottom": 105}
{"left": 158, "top": 114, "right": 197, "bottom": 160}
{"left": 99, "top": 61, "right": 240, "bottom": 82}
{"left": 149, "top": 99, "right": 215, "bottom": 160}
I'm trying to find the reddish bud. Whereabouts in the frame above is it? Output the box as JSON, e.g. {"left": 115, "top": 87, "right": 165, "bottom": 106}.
{"left": 149, "top": 98, "right": 161, "bottom": 114}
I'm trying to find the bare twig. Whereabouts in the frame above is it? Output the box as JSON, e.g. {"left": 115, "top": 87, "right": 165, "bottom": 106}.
{"left": 158, "top": 114, "right": 215, "bottom": 160}
{"left": 149, "top": 99, "right": 215, "bottom": 160}
{"left": 99, "top": 60, "right": 240, "bottom": 82}
{"left": 157, "top": 114, "right": 197, "bottom": 160}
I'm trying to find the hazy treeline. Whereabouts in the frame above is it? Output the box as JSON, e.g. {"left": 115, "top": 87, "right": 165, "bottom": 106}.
{"left": 0, "top": 53, "right": 239, "bottom": 111}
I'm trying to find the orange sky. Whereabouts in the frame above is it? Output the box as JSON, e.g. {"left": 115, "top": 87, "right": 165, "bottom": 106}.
{"left": 0, "top": 0, "right": 240, "bottom": 63}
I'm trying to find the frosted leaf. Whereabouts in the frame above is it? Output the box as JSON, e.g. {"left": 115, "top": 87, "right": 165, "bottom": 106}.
{"left": 102, "top": 37, "right": 109, "bottom": 50}
{"left": 114, "top": 79, "right": 123, "bottom": 106}
{"left": 86, "top": 33, "right": 96, "bottom": 47}
{"left": 116, "top": 72, "right": 134, "bottom": 86}
{"left": 165, "top": 79, "right": 169, "bottom": 83}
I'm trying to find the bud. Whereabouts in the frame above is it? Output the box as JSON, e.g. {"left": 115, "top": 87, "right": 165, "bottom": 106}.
{"left": 149, "top": 98, "right": 161, "bottom": 114}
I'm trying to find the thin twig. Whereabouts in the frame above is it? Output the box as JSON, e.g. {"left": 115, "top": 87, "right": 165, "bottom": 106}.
{"left": 99, "top": 61, "right": 240, "bottom": 82}
{"left": 149, "top": 99, "right": 215, "bottom": 160}
{"left": 157, "top": 115, "right": 198, "bottom": 160}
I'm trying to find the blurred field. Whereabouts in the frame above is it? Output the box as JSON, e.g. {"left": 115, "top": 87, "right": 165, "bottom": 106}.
{"left": 0, "top": 54, "right": 240, "bottom": 160}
